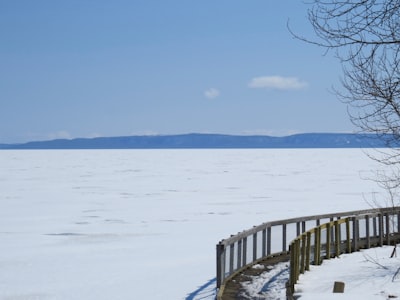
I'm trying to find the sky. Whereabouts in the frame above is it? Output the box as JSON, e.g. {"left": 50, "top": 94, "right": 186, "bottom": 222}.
{"left": 0, "top": 0, "right": 354, "bottom": 143}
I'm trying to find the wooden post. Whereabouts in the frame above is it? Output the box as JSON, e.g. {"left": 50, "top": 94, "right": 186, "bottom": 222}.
{"left": 346, "top": 218, "right": 351, "bottom": 253}
{"left": 333, "top": 281, "right": 345, "bottom": 293}
{"left": 300, "top": 234, "right": 306, "bottom": 273}
{"left": 262, "top": 228, "right": 267, "bottom": 257}
{"left": 397, "top": 212, "right": 400, "bottom": 233}
{"left": 326, "top": 223, "right": 331, "bottom": 259}
{"left": 334, "top": 220, "right": 340, "bottom": 256}
{"left": 237, "top": 239, "right": 242, "bottom": 268}
{"left": 267, "top": 227, "right": 271, "bottom": 256}
{"left": 385, "top": 213, "right": 391, "bottom": 246}
{"left": 216, "top": 243, "right": 225, "bottom": 288}
{"left": 243, "top": 237, "right": 247, "bottom": 266}
{"left": 283, "top": 224, "right": 287, "bottom": 252}
{"left": 305, "top": 231, "right": 311, "bottom": 271}
{"left": 296, "top": 222, "right": 301, "bottom": 236}
{"left": 295, "top": 239, "right": 301, "bottom": 280}
{"left": 253, "top": 232, "right": 257, "bottom": 261}
{"left": 366, "top": 215, "right": 370, "bottom": 249}
{"left": 315, "top": 227, "right": 321, "bottom": 265}
{"left": 352, "top": 217, "right": 358, "bottom": 252}
{"left": 229, "top": 244, "right": 234, "bottom": 274}
{"left": 379, "top": 214, "right": 384, "bottom": 246}
{"left": 289, "top": 243, "right": 296, "bottom": 292}
{"left": 330, "top": 218, "right": 335, "bottom": 244}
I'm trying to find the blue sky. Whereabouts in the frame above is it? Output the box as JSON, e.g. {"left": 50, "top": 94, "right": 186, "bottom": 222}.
{"left": 0, "top": 0, "right": 353, "bottom": 143}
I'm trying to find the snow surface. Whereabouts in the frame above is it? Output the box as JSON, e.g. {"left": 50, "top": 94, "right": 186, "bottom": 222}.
{"left": 0, "top": 149, "right": 387, "bottom": 299}
{"left": 241, "top": 262, "right": 290, "bottom": 299}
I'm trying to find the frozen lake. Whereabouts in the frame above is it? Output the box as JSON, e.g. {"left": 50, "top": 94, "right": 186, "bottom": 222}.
{"left": 0, "top": 149, "right": 385, "bottom": 299}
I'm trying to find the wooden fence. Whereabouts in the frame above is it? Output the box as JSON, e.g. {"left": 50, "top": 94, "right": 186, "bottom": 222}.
{"left": 216, "top": 206, "right": 400, "bottom": 297}
{"left": 288, "top": 207, "right": 400, "bottom": 295}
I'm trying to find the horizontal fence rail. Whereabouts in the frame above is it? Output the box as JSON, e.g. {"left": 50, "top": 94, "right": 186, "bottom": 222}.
{"left": 216, "top": 206, "right": 400, "bottom": 296}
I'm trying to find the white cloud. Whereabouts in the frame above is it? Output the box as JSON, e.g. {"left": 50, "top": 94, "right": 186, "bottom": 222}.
{"left": 204, "top": 88, "right": 220, "bottom": 99}
{"left": 248, "top": 76, "right": 308, "bottom": 90}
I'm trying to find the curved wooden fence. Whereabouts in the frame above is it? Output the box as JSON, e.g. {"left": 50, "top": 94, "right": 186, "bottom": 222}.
{"left": 216, "top": 206, "right": 400, "bottom": 298}
{"left": 288, "top": 207, "right": 400, "bottom": 296}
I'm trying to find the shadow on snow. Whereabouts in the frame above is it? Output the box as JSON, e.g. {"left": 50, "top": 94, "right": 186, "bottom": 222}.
{"left": 185, "top": 278, "right": 216, "bottom": 300}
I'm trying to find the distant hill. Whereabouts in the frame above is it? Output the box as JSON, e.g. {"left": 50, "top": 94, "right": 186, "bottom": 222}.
{"left": 0, "top": 133, "right": 393, "bottom": 149}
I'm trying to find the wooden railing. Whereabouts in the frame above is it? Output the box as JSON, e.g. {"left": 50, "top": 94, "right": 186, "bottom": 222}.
{"left": 288, "top": 207, "right": 400, "bottom": 296}
{"left": 216, "top": 206, "right": 400, "bottom": 297}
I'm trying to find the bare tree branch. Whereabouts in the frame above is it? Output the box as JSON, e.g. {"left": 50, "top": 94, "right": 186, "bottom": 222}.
{"left": 292, "top": 0, "right": 400, "bottom": 184}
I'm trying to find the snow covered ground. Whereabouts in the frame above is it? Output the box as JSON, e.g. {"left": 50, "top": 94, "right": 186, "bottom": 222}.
{"left": 294, "top": 245, "right": 400, "bottom": 299}
{"left": 242, "top": 244, "right": 400, "bottom": 300}
{"left": 242, "top": 261, "right": 290, "bottom": 299}
{"left": 0, "top": 149, "right": 387, "bottom": 299}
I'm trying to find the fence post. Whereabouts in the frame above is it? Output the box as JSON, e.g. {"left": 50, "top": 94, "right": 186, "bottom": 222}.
{"left": 305, "top": 231, "right": 311, "bottom": 271}
{"left": 253, "top": 233, "right": 257, "bottom": 261}
{"left": 365, "top": 215, "right": 370, "bottom": 249}
{"left": 229, "top": 244, "right": 234, "bottom": 274}
{"left": 398, "top": 212, "right": 400, "bottom": 234}
{"left": 262, "top": 229, "right": 266, "bottom": 257}
{"left": 238, "top": 239, "right": 242, "bottom": 268}
{"left": 352, "top": 217, "right": 358, "bottom": 252}
{"left": 295, "top": 239, "right": 301, "bottom": 281}
{"left": 334, "top": 220, "right": 340, "bottom": 256}
{"left": 216, "top": 243, "right": 225, "bottom": 288}
{"left": 379, "top": 213, "right": 384, "bottom": 246}
{"left": 385, "top": 213, "right": 391, "bottom": 246}
{"left": 326, "top": 223, "right": 331, "bottom": 259}
{"left": 243, "top": 237, "right": 247, "bottom": 266}
{"left": 300, "top": 234, "right": 306, "bottom": 273}
{"left": 346, "top": 218, "right": 351, "bottom": 253}
{"left": 267, "top": 227, "right": 271, "bottom": 255}
{"left": 283, "top": 224, "right": 287, "bottom": 251}
{"left": 296, "top": 222, "right": 301, "bottom": 236}
{"left": 315, "top": 227, "right": 321, "bottom": 265}
{"left": 289, "top": 243, "right": 295, "bottom": 294}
